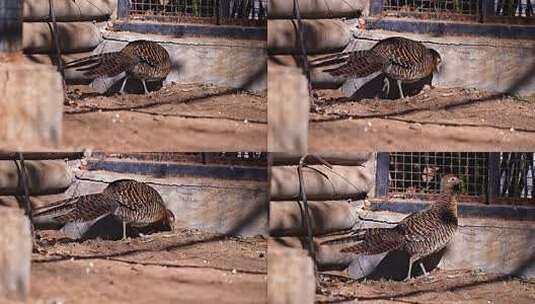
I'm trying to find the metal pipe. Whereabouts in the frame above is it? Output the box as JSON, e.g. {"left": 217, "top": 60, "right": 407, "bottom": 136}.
{"left": 0, "top": 152, "right": 85, "bottom": 160}
{"left": 0, "top": 0, "right": 23, "bottom": 54}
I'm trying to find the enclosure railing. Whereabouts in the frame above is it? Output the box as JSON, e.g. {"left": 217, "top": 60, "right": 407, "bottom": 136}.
{"left": 90, "top": 152, "right": 268, "bottom": 167}
{"left": 123, "top": 0, "right": 267, "bottom": 26}
{"left": 377, "top": 152, "right": 535, "bottom": 204}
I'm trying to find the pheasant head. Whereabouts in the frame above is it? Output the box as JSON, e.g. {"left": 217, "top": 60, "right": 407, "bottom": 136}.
{"left": 163, "top": 209, "right": 175, "bottom": 231}
{"left": 440, "top": 174, "right": 462, "bottom": 195}
{"left": 430, "top": 48, "right": 442, "bottom": 73}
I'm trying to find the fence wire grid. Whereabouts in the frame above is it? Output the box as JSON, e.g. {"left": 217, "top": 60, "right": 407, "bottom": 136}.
{"left": 387, "top": 152, "right": 535, "bottom": 203}
{"left": 127, "top": 0, "right": 267, "bottom": 26}
{"left": 382, "top": 0, "right": 534, "bottom": 23}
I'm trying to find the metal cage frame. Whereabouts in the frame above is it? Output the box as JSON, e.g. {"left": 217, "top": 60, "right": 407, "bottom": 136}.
{"left": 376, "top": 152, "right": 535, "bottom": 205}
{"left": 370, "top": 0, "right": 534, "bottom": 24}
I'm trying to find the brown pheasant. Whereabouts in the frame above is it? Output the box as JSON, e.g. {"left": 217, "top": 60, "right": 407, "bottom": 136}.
{"left": 322, "top": 174, "right": 461, "bottom": 280}
{"left": 312, "top": 36, "right": 442, "bottom": 98}
{"left": 64, "top": 40, "right": 171, "bottom": 95}
{"left": 33, "top": 179, "right": 175, "bottom": 240}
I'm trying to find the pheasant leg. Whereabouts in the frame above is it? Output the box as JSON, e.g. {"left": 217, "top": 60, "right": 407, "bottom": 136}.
{"left": 397, "top": 79, "right": 405, "bottom": 99}
{"left": 122, "top": 221, "right": 127, "bottom": 240}
{"left": 119, "top": 76, "right": 129, "bottom": 95}
{"left": 419, "top": 262, "right": 428, "bottom": 276}
{"left": 405, "top": 257, "right": 415, "bottom": 281}
{"left": 382, "top": 77, "right": 390, "bottom": 97}
{"left": 141, "top": 79, "right": 149, "bottom": 95}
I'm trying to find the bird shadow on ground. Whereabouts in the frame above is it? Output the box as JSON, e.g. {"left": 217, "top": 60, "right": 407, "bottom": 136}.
{"left": 319, "top": 250, "right": 535, "bottom": 304}
{"left": 350, "top": 73, "right": 433, "bottom": 100}
{"left": 66, "top": 62, "right": 267, "bottom": 114}
{"left": 364, "top": 246, "right": 447, "bottom": 281}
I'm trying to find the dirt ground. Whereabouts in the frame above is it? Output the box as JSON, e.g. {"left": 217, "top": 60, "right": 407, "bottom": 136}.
{"left": 310, "top": 87, "right": 535, "bottom": 151}
{"left": 62, "top": 83, "right": 267, "bottom": 151}
{"left": 26, "top": 229, "right": 266, "bottom": 304}
{"left": 317, "top": 269, "right": 535, "bottom": 303}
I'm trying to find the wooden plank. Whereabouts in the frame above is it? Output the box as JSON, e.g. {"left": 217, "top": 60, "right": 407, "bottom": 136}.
{"left": 0, "top": 160, "right": 73, "bottom": 195}
{"left": 268, "top": 64, "right": 309, "bottom": 153}
{"left": 268, "top": 247, "right": 315, "bottom": 304}
{"left": 0, "top": 63, "right": 63, "bottom": 149}
{"left": 270, "top": 201, "right": 356, "bottom": 236}
{"left": 23, "top": 0, "right": 114, "bottom": 22}
{"left": 269, "top": 237, "right": 355, "bottom": 271}
{"left": 0, "top": 207, "right": 31, "bottom": 300}
{"left": 268, "top": 0, "right": 365, "bottom": 19}
{"left": 268, "top": 19, "right": 351, "bottom": 55}
{"left": 271, "top": 164, "right": 374, "bottom": 200}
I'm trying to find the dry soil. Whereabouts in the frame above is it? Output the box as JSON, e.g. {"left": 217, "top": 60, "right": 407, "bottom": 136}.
{"left": 62, "top": 83, "right": 267, "bottom": 151}
{"left": 310, "top": 87, "right": 535, "bottom": 151}
{"left": 27, "top": 229, "right": 267, "bottom": 304}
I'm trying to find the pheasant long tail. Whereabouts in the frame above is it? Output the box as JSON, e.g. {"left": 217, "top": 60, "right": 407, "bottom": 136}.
{"left": 309, "top": 52, "right": 352, "bottom": 68}
{"left": 32, "top": 196, "right": 82, "bottom": 226}
{"left": 64, "top": 52, "right": 136, "bottom": 77}
{"left": 321, "top": 227, "right": 404, "bottom": 255}
{"left": 33, "top": 193, "right": 119, "bottom": 239}
{"left": 32, "top": 194, "right": 116, "bottom": 225}
{"left": 321, "top": 50, "right": 385, "bottom": 77}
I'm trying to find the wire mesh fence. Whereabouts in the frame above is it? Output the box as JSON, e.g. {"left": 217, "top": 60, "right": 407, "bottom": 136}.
{"left": 382, "top": 0, "right": 534, "bottom": 23}
{"left": 385, "top": 152, "right": 535, "bottom": 204}
{"left": 498, "top": 152, "right": 535, "bottom": 199}
{"left": 383, "top": 0, "right": 478, "bottom": 21}
{"left": 127, "top": 0, "right": 267, "bottom": 26}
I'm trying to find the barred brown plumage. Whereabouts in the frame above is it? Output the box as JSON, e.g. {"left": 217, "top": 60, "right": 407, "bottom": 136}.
{"left": 64, "top": 40, "right": 171, "bottom": 95}
{"left": 313, "top": 36, "right": 442, "bottom": 99}
{"left": 32, "top": 179, "right": 174, "bottom": 240}
{"left": 321, "top": 174, "right": 461, "bottom": 280}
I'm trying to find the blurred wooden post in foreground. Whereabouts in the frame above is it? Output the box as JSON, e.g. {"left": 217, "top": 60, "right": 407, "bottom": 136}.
{"left": 0, "top": 207, "right": 31, "bottom": 301}
{"left": 0, "top": 0, "right": 63, "bottom": 149}
{"left": 268, "top": 247, "right": 315, "bottom": 304}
